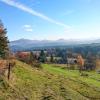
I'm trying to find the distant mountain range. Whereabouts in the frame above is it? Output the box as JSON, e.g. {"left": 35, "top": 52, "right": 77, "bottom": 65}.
{"left": 9, "top": 38, "right": 100, "bottom": 52}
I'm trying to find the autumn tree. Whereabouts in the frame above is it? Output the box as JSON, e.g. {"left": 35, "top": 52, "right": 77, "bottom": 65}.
{"left": 0, "top": 20, "right": 9, "bottom": 59}
{"left": 29, "top": 52, "right": 34, "bottom": 63}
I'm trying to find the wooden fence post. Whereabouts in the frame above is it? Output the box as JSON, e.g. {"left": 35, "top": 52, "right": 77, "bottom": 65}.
{"left": 8, "top": 63, "right": 11, "bottom": 80}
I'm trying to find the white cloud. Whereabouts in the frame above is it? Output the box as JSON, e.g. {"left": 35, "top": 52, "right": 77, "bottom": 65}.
{"left": 23, "top": 25, "right": 32, "bottom": 28}
{"left": 23, "top": 24, "right": 33, "bottom": 32}
{"left": 1, "top": 0, "right": 71, "bottom": 28}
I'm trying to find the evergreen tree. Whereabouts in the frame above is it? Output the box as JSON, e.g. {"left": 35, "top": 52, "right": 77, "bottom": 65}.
{"left": 0, "top": 20, "right": 9, "bottom": 59}
{"left": 67, "top": 49, "right": 73, "bottom": 58}
{"left": 39, "top": 50, "right": 46, "bottom": 63}
{"left": 85, "top": 52, "right": 96, "bottom": 70}
{"left": 50, "top": 54, "right": 54, "bottom": 63}
{"left": 86, "top": 52, "right": 95, "bottom": 63}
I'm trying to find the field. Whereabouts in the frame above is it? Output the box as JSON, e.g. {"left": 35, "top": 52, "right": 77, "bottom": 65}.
{"left": 0, "top": 60, "right": 100, "bottom": 100}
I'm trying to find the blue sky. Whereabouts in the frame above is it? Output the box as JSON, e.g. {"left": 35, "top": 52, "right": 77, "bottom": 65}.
{"left": 0, "top": 0, "right": 100, "bottom": 41}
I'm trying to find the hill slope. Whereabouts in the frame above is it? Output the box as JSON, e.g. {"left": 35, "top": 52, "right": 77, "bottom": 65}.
{"left": 0, "top": 61, "right": 100, "bottom": 100}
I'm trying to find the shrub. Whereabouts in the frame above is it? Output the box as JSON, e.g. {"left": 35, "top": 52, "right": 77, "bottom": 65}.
{"left": 31, "top": 62, "right": 42, "bottom": 69}
{"left": 80, "top": 72, "right": 89, "bottom": 77}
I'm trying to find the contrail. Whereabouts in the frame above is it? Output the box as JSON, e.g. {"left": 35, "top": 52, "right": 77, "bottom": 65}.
{"left": 0, "top": 0, "right": 71, "bottom": 28}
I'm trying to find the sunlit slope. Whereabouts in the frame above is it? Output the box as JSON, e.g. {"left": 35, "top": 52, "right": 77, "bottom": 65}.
{"left": 0, "top": 61, "right": 100, "bottom": 100}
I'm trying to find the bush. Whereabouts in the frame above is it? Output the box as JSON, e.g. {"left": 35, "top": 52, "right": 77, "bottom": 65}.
{"left": 84, "top": 62, "right": 96, "bottom": 70}
{"left": 31, "top": 62, "right": 42, "bottom": 69}
{"left": 80, "top": 72, "right": 89, "bottom": 77}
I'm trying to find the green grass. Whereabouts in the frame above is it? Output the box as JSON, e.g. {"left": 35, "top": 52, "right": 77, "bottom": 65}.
{"left": 43, "top": 64, "right": 100, "bottom": 88}
{"left": 42, "top": 64, "right": 79, "bottom": 76}
{"left": 0, "top": 61, "right": 100, "bottom": 100}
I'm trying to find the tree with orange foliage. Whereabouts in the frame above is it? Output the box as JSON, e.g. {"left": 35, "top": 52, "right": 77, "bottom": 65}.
{"left": 77, "top": 54, "right": 84, "bottom": 73}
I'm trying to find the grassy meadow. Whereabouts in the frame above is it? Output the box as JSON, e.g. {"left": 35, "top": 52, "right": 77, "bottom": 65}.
{"left": 0, "top": 60, "right": 100, "bottom": 100}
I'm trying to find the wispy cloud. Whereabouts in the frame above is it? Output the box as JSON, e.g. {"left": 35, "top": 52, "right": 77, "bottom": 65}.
{"left": 23, "top": 24, "right": 33, "bottom": 32}
{"left": 0, "top": 0, "right": 71, "bottom": 28}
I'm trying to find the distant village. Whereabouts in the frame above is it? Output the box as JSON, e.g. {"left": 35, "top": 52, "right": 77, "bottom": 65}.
{"left": 13, "top": 48, "right": 100, "bottom": 71}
